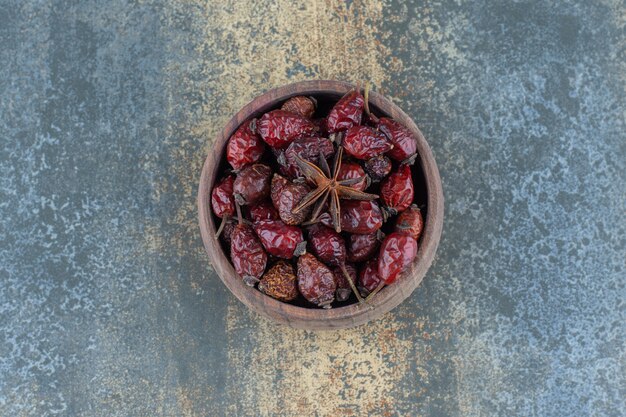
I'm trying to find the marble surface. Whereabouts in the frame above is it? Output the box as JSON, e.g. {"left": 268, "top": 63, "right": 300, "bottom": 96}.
{"left": 0, "top": 1, "right": 624, "bottom": 416}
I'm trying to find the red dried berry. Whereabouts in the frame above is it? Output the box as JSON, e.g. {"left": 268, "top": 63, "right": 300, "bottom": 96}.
{"left": 339, "top": 200, "right": 384, "bottom": 234}
{"left": 270, "top": 173, "right": 289, "bottom": 209}
{"left": 278, "top": 181, "right": 311, "bottom": 225}
{"left": 258, "top": 261, "right": 299, "bottom": 302}
{"left": 257, "top": 110, "right": 317, "bottom": 149}
{"left": 380, "top": 164, "right": 414, "bottom": 214}
{"left": 325, "top": 90, "right": 364, "bottom": 133}
{"left": 364, "top": 155, "right": 392, "bottom": 182}
{"left": 297, "top": 253, "right": 336, "bottom": 307}
{"left": 336, "top": 161, "right": 368, "bottom": 191}
{"left": 332, "top": 263, "right": 357, "bottom": 302}
{"left": 248, "top": 200, "right": 278, "bottom": 222}
{"left": 280, "top": 136, "right": 334, "bottom": 178}
{"left": 226, "top": 119, "right": 265, "bottom": 170}
{"left": 220, "top": 220, "right": 236, "bottom": 246}
{"left": 377, "top": 117, "right": 417, "bottom": 161}
{"left": 253, "top": 219, "right": 306, "bottom": 259}
{"left": 358, "top": 258, "right": 383, "bottom": 296}
{"left": 211, "top": 175, "right": 235, "bottom": 218}
{"left": 395, "top": 204, "right": 424, "bottom": 240}
{"left": 378, "top": 232, "right": 418, "bottom": 284}
{"left": 346, "top": 232, "right": 381, "bottom": 263}
{"left": 233, "top": 164, "right": 272, "bottom": 205}
{"left": 230, "top": 224, "right": 267, "bottom": 286}
{"left": 281, "top": 96, "right": 316, "bottom": 119}
{"left": 343, "top": 126, "right": 393, "bottom": 160}
{"left": 307, "top": 224, "right": 346, "bottom": 267}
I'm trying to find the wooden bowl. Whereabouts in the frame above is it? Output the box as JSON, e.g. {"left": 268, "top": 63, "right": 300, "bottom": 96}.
{"left": 198, "top": 80, "right": 443, "bottom": 330}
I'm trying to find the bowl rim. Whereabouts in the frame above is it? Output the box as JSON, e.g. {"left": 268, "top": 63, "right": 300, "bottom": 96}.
{"left": 198, "top": 80, "right": 444, "bottom": 330}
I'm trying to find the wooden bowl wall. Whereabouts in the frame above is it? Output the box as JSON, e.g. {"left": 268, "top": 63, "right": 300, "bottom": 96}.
{"left": 198, "top": 80, "right": 443, "bottom": 330}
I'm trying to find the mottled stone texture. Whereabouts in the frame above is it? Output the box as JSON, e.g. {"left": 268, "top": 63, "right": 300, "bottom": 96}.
{"left": 0, "top": 0, "right": 624, "bottom": 416}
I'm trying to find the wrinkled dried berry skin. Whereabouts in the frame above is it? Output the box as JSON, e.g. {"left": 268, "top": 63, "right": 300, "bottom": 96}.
{"left": 358, "top": 258, "right": 382, "bottom": 296}
{"left": 380, "top": 164, "right": 414, "bottom": 213}
{"left": 340, "top": 200, "right": 384, "bottom": 234}
{"left": 220, "top": 221, "right": 236, "bottom": 247}
{"left": 231, "top": 224, "right": 267, "bottom": 283}
{"left": 258, "top": 261, "right": 299, "bottom": 302}
{"left": 278, "top": 182, "right": 311, "bottom": 225}
{"left": 281, "top": 136, "right": 334, "bottom": 178}
{"left": 253, "top": 219, "right": 304, "bottom": 259}
{"left": 395, "top": 204, "right": 424, "bottom": 240}
{"left": 233, "top": 164, "right": 272, "bottom": 205}
{"left": 307, "top": 224, "right": 346, "bottom": 267}
{"left": 346, "top": 232, "right": 380, "bottom": 263}
{"left": 270, "top": 174, "right": 289, "bottom": 209}
{"left": 297, "top": 253, "right": 336, "bottom": 307}
{"left": 211, "top": 175, "right": 235, "bottom": 218}
{"left": 343, "top": 126, "right": 393, "bottom": 160}
{"left": 378, "top": 232, "right": 418, "bottom": 284}
{"left": 325, "top": 90, "right": 364, "bottom": 133}
{"left": 226, "top": 119, "right": 265, "bottom": 170}
{"left": 248, "top": 200, "right": 278, "bottom": 222}
{"left": 364, "top": 155, "right": 392, "bottom": 182}
{"left": 281, "top": 96, "right": 316, "bottom": 119}
{"left": 332, "top": 263, "right": 357, "bottom": 302}
{"left": 336, "top": 161, "right": 368, "bottom": 191}
{"left": 377, "top": 117, "right": 417, "bottom": 161}
{"left": 258, "top": 110, "right": 317, "bottom": 149}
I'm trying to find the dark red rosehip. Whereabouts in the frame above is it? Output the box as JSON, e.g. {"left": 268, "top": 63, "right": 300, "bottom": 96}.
{"left": 226, "top": 119, "right": 265, "bottom": 170}
{"left": 377, "top": 117, "right": 417, "bottom": 161}
{"left": 378, "top": 232, "right": 418, "bottom": 284}
{"left": 220, "top": 220, "right": 236, "bottom": 246}
{"left": 253, "top": 219, "right": 305, "bottom": 259}
{"left": 257, "top": 110, "right": 317, "bottom": 149}
{"left": 394, "top": 204, "right": 424, "bottom": 240}
{"left": 258, "top": 261, "right": 299, "bottom": 302}
{"left": 346, "top": 232, "right": 381, "bottom": 263}
{"left": 233, "top": 164, "right": 272, "bottom": 205}
{"left": 230, "top": 224, "right": 267, "bottom": 286}
{"left": 281, "top": 96, "right": 316, "bottom": 119}
{"left": 364, "top": 155, "right": 392, "bottom": 182}
{"left": 332, "top": 263, "right": 357, "bottom": 302}
{"left": 270, "top": 173, "right": 289, "bottom": 209}
{"left": 280, "top": 136, "right": 334, "bottom": 178}
{"left": 307, "top": 223, "right": 346, "bottom": 267}
{"left": 277, "top": 182, "right": 311, "bottom": 225}
{"left": 248, "top": 200, "right": 278, "bottom": 222}
{"left": 358, "top": 258, "right": 383, "bottom": 297}
{"left": 297, "top": 253, "right": 336, "bottom": 307}
{"left": 380, "top": 164, "right": 414, "bottom": 214}
{"left": 325, "top": 90, "right": 364, "bottom": 133}
{"left": 211, "top": 175, "right": 235, "bottom": 218}
{"left": 343, "top": 126, "right": 393, "bottom": 160}
{"left": 339, "top": 200, "right": 383, "bottom": 234}
{"left": 336, "top": 161, "right": 368, "bottom": 191}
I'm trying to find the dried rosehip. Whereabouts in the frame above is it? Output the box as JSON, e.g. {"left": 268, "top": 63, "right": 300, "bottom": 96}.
{"left": 280, "top": 136, "right": 334, "bottom": 178}
{"left": 226, "top": 119, "right": 265, "bottom": 170}
{"left": 307, "top": 223, "right": 346, "bottom": 267}
{"left": 378, "top": 232, "right": 418, "bottom": 284}
{"left": 281, "top": 96, "right": 316, "bottom": 119}
{"left": 377, "top": 117, "right": 417, "bottom": 161}
{"left": 233, "top": 164, "right": 272, "bottom": 205}
{"left": 358, "top": 258, "right": 383, "bottom": 297}
{"left": 332, "top": 263, "right": 357, "bottom": 302}
{"left": 340, "top": 200, "right": 383, "bottom": 234}
{"left": 258, "top": 261, "right": 299, "bottom": 302}
{"left": 231, "top": 223, "right": 267, "bottom": 286}
{"left": 297, "top": 253, "right": 336, "bottom": 307}
{"left": 270, "top": 173, "right": 289, "bottom": 209}
{"left": 257, "top": 110, "right": 317, "bottom": 149}
{"left": 253, "top": 219, "right": 306, "bottom": 259}
{"left": 364, "top": 155, "right": 392, "bottom": 182}
{"left": 278, "top": 181, "right": 311, "bottom": 225}
{"left": 395, "top": 204, "right": 424, "bottom": 240}
{"left": 343, "top": 126, "right": 393, "bottom": 160}
{"left": 346, "top": 231, "right": 381, "bottom": 263}
{"left": 380, "top": 164, "right": 414, "bottom": 214}
{"left": 336, "top": 161, "right": 368, "bottom": 191}
{"left": 220, "top": 220, "right": 236, "bottom": 246}
{"left": 325, "top": 90, "right": 364, "bottom": 133}
{"left": 248, "top": 200, "right": 278, "bottom": 222}
{"left": 211, "top": 175, "right": 235, "bottom": 219}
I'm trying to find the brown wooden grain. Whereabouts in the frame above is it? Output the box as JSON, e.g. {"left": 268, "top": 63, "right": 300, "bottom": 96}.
{"left": 198, "top": 80, "right": 444, "bottom": 330}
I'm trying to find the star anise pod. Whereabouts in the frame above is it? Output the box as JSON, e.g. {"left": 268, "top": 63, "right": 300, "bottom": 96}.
{"left": 291, "top": 144, "right": 378, "bottom": 232}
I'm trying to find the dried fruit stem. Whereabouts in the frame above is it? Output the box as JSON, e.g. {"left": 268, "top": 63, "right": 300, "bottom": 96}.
{"left": 340, "top": 263, "right": 364, "bottom": 303}
{"left": 365, "top": 280, "right": 386, "bottom": 302}
{"left": 215, "top": 216, "right": 229, "bottom": 238}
